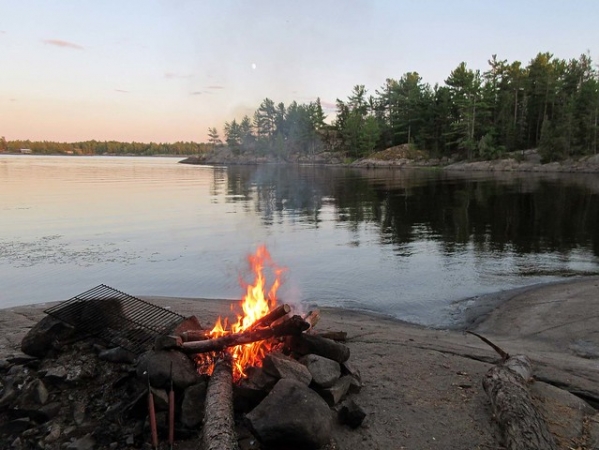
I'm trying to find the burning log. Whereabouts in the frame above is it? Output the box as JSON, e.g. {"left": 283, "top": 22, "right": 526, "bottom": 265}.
{"left": 249, "top": 304, "right": 291, "bottom": 330}
{"left": 287, "top": 333, "right": 350, "bottom": 363}
{"left": 181, "top": 315, "right": 309, "bottom": 355}
{"left": 202, "top": 357, "right": 237, "bottom": 450}
{"left": 177, "top": 330, "right": 211, "bottom": 342}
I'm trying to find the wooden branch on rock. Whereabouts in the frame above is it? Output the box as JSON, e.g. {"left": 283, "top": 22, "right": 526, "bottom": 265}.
{"left": 468, "top": 332, "right": 558, "bottom": 450}
{"left": 202, "top": 357, "right": 237, "bottom": 450}
{"left": 181, "top": 315, "right": 309, "bottom": 354}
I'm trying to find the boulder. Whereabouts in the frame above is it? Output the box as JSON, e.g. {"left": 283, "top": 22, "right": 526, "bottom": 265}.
{"left": 181, "top": 382, "right": 207, "bottom": 428}
{"left": 299, "top": 354, "right": 340, "bottom": 388}
{"left": 317, "top": 375, "right": 352, "bottom": 406}
{"left": 21, "top": 315, "right": 76, "bottom": 358}
{"left": 136, "top": 350, "right": 200, "bottom": 389}
{"left": 246, "top": 378, "right": 331, "bottom": 449}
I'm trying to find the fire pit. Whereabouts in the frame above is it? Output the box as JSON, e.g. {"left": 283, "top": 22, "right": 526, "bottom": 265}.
{"left": 1, "top": 246, "right": 365, "bottom": 449}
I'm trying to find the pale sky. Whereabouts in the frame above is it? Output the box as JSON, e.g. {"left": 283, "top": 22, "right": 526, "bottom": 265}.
{"left": 1, "top": 0, "right": 598, "bottom": 143}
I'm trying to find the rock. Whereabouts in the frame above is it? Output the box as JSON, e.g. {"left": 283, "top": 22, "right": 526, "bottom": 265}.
{"left": 66, "top": 433, "right": 96, "bottom": 450}
{"left": 154, "top": 335, "right": 182, "bottom": 351}
{"left": 342, "top": 361, "right": 363, "bottom": 393}
{"left": 246, "top": 378, "right": 331, "bottom": 449}
{"left": 299, "top": 354, "right": 340, "bottom": 388}
{"left": 0, "top": 418, "right": 32, "bottom": 437}
{"left": 136, "top": 350, "right": 200, "bottom": 389}
{"left": 38, "top": 402, "right": 62, "bottom": 420}
{"left": 18, "top": 379, "right": 49, "bottom": 407}
{"left": 337, "top": 399, "right": 366, "bottom": 428}
{"left": 317, "top": 375, "right": 352, "bottom": 406}
{"left": 44, "top": 423, "right": 61, "bottom": 443}
{"left": 0, "top": 359, "right": 10, "bottom": 371}
{"left": 532, "top": 381, "right": 596, "bottom": 446}
{"left": 181, "top": 382, "right": 207, "bottom": 428}
{"left": 150, "top": 388, "right": 169, "bottom": 411}
{"left": 246, "top": 366, "right": 277, "bottom": 391}
{"left": 172, "top": 315, "right": 203, "bottom": 334}
{"left": 20, "top": 315, "right": 76, "bottom": 358}
{"left": 98, "top": 347, "right": 136, "bottom": 364}
{"left": 0, "top": 377, "right": 19, "bottom": 408}
{"left": 44, "top": 366, "right": 67, "bottom": 383}
{"left": 73, "top": 401, "right": 86, "bottom": 426}
{"left": 262, "top": 352, "right": 312, "bottom": 385}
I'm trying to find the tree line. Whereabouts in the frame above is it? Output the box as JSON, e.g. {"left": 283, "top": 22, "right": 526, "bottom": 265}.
{"left": 213, "top": 52, "right": 599, "bottom": 162}
{"left": 0, "top": 138, "right": 210, "bottom": 156}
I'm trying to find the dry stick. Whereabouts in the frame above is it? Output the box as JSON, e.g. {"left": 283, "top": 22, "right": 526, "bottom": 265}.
{"left": 202, "top": 357, "right": 238, "bottom": 450}
{"left": 181, "top": 315, "right": 309, "bottom": 354}
{"left": 178, "top": 329, "right": 211, "bottom": 342}
{"left": 467, "top": 332, "right": 558, "bottom": 450}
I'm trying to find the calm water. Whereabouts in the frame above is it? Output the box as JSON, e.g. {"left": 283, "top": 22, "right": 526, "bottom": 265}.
{"left": 1, "top": 155, "right": 598, "bottom": 326}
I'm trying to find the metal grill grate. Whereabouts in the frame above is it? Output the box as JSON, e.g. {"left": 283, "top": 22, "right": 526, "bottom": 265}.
{"left": 45, "top": 284, "right": 186, "bottom": 355}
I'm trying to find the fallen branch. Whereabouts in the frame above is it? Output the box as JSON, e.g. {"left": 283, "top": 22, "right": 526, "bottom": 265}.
{"left": 181, "top": 315, "right": 309, "bottom": 354}
{"left": 469, "top": 332, "right": 558, "bottom": 450}
{"left": 202, "top": 357, "right": 237, "bottom": 450}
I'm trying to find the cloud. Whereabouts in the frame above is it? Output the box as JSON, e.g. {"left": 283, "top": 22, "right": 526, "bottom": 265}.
{"left": 190, "top": 91, "right": 203, "bottom": 96}
{"left": 206, "top": 85, "right": 225, "bottom": 90}
{"left": 0, "top": 31, "right": 6, "bottom": 34}
{"left": 43, "top": 39, "right": 84, "bottom": 50}
{"left": 115, "top": 89, "right": 129, "bottom": 93}
{"left": 164, "top": 72, "right": 192, "bottom": 79}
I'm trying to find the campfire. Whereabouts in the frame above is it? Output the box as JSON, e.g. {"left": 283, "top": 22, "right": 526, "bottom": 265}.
{"left": 1, "top": 245, "right": 364, "bottom": 450}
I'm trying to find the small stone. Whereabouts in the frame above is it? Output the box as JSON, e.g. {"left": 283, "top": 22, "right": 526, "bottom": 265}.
{"left": 66, "top": 433, "right": 95, "bottom": 450}
{"left": 44, "top": 423, "right": 61, "bottom": 443}
{"left": 125, "top": 435, "right": 135, "bottom": 445}
{"left": 318, "top": 375, "right": 352, "bottom": 406}
{"left": 73, "top": 402, "right": 86, "bottom": 426}
{"left": 299, "top": 354, "right": 341, "bottom": 388}
{"left": 98, "top": 347, "right": 136, "bottom": 364}
{"left": 150, "top": 388, "right": 169, "bottom": 411}
{"left": 262, "top": 352, "right": 312, "bottom": 385}
{"left": 136, "top": 350, "right": 199, "bottom": 389}
{"left": 338, "top": 399, "right": 366, "bottom": 428}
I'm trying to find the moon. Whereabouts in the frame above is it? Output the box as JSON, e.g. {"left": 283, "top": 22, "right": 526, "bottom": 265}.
{"left": 251, "top": 63, "right": 257, "bottom": 70}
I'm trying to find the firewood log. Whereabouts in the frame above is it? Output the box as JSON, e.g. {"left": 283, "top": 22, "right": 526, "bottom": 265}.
{"left": 483, "top": 355, "right": 558, "bottom": 450}
{"left": 287, "top": 333, "right": 350, "bottom": 363}
{"left": 467, "top": 332, "right": 558, "bottom": 450}
{"left": 202, "top": 357, "right": 238, "bottom": 450}
{"left": 249, "top": 304, "right": 291, "bottom": 330}
{"left": 181, "top": 315, "right": 309, "bottom": 354}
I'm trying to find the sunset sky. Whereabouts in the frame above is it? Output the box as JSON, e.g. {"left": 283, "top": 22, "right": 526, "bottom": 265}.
{"left": 2, "top": 0, "right": 598, "bottom": 143}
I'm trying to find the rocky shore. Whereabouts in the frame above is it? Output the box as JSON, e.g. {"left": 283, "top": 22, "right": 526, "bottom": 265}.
{"left": 1, "top": 277, "right": 599, "bottom": 449}
{"left": 182, "top": 146, "right": 599, "bottom": 174}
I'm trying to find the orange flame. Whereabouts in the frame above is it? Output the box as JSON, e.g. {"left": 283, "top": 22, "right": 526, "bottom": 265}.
{"left": 200, "top": 245, "right": 286, "bottom": 380}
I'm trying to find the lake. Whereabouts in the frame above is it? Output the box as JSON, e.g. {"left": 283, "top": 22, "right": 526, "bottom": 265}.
{"left": 1, "top": 155, "right": 598, "bottom": 327}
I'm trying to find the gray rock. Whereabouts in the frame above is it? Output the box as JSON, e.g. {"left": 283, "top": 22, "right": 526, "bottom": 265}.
{"left": 337, "top": 399, "right": 366, "bottom": 428}
{"left": 246, "top": 378, "right": 331, "bottom": 449}
{"left": 18, "top": 379, "right": 49, "bottom": 406}
{"left": 98, "top": 347, "right": 136, "bottom": 364}
{"left": 73, "top": 401, "right": 86, "bottom": 426}
{"left": 181, "top": 382, "right": 207, "bottom": 428}
{"left": 0, "top": 418, "right": 32, "bottom": 437}
{"left": 154, "top": 335, "right": 182, "bottom": 351}
{"left": 150, "top": 388, "right": 169, "bottom": 411}
{"left": 262, "top": 352, "right": 312, "bottom": 385}
{"left": 318, "top": 375, "right": 352, "bottom": 406}
{"left": 299, "top": 354, "right": 340, "bottom": 388}
{"left": 66, "top": 433, "right": 96, "bottom": 450}
{"left": 21, "top": 315, "right": 76, "bottom": 358}
{"left": 136, "top": 350, "right": 200, "bottom": 389}
{"left": 44, "top": 423, "right": 61, "bottom": 443}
